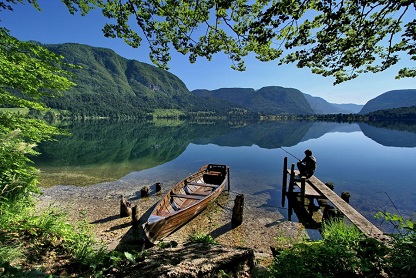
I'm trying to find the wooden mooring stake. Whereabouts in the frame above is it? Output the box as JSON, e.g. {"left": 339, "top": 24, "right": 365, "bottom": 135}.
{"left": 155, "top": 182, "right": 162, "bottom": 192}
{"left": 141, "top": 186, "right": 150, "bottom": 197}
{"left": 132, "top": 204, "right": 140, "bottom": 236}
{"left": 120, "top": 195, "right": 132, "bottom": 217}
{"left": 232, "top": 194, "right": 244, "bottom": 228}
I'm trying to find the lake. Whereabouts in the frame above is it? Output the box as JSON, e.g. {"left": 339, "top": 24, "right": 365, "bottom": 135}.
{"left": 34, "top": 120, "right": 416, "bottom": 235}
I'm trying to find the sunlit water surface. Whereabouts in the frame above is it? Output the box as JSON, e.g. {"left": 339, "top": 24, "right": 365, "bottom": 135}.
{"left": 35, "top": 121, "right": 416, "bottom": 235}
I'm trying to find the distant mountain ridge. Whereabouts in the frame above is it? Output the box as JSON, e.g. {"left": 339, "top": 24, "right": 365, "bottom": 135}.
{"left": 303, "top": 94, "right": 363, "bottom": 114}
{"left": 42, "top": 43, "right": 232, "bottom": 117}
{"left": 193, "top": 87, "right": 314, "bottom": 114}
{"left": 26, "top": 43, "right": 410, "bottom": 117}
{"left": 194, "top": 87, "right": 363, "bottom": 115}
{"left": 359, "top": 89, "right": 416, "bottom": 114}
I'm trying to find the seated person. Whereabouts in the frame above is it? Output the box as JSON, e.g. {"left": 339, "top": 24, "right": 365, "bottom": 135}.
{"left": 297, "top": 149, "right": 317, "bottom": 178}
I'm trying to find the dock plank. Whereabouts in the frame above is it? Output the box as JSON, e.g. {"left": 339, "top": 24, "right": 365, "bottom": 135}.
{"left": 307, "top": 175, "right": 389, "bottom": 241}
{"left": 284, "top": 159, "right": 390, "bottom": 243}
{"left": 287, "top": 169, "right": 323, "bottom": 198}
{"left": 293, "top": 180, "right": 323, "bottom": 197}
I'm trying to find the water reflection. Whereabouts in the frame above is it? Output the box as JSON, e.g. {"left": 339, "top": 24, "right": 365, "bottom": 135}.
{"left": 359, "top": 122, "right": 416, "bottom": 147}
{"left": 34, "top": 120, "right": 416, "bottom": 187}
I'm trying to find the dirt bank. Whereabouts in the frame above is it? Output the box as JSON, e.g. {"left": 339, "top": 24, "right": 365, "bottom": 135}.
{"left": 36, "top": 179, "right": 307, "bottom": 266}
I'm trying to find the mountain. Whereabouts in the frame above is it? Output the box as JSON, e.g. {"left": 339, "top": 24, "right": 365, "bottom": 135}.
{"left": 303, "top": 94, "right": 363, "bottom": 114}
{"left": 42, "top": 43, "right": 232, "bottom": 117}
{"left": 359, "top": 89, "right": 416, "bottom": 114}
{"left": 192, "top": 86, "right": 314, "bottom": 114}
{"left": 332, "top": 103, "right": 363, "bottom": 114}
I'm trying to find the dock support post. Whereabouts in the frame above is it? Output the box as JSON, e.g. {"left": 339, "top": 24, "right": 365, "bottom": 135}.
{"left": 287, "top": 163, "right": 295, "bottom": 221}
{"left": 341, "top": 192, "right": 351, "bottom": 203}
{"left": 288, "top": 163, "right": 295, "bottom": 196}
{"left": 227, "top": 167, "right": 231, "bottom": 191}
{"left": 232, "top": 194, "right": 244, "bottom": 228}
{"left": 282, "top": 157, "right": 288, "bottom": 207}
{"left": 300, "top": 177, "right": 306, "bottom": 205}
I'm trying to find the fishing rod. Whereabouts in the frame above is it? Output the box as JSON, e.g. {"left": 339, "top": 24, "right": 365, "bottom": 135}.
{"left": 258, "top": 133, "right": 302, "bottom": 160}
{"left": 278, "top": 146, "right": 301, "bottom": 161}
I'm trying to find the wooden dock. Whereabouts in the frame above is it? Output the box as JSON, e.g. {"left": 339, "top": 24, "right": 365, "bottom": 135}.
{"left": 281, "top": 157, "right": 390, "bottom": 243}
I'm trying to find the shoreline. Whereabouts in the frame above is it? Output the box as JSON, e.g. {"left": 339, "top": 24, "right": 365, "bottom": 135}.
{"left": 36, "top": 181, "right": 307, "bottom": 264}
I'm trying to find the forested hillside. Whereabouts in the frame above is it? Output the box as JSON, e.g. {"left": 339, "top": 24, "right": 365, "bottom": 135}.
{"left": 41, "top": 43, "right": 233, "bottom": 118}
{"left": 192, "top": 86, "right": 314, "bottom": 114}
{"left": 359, "top": 89, "right": 416, "bottom": 114}
{"left": 303, "top": 94, "right": 347, "bottom": 114}
{"left": 367, "top": 106, "right": 416, "bottom": 121}
{"left": 303, "top": 94, "right": 363, "bottom": 114}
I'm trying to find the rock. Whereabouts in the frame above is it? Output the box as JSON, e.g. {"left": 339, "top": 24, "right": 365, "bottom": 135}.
{"left": 123, "top": 243, "right": 255, "bottom": 277}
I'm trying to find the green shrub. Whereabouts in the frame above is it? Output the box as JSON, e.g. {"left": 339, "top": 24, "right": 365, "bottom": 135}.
{"left": 188, "top": 232, "right": 218, "bottom": 244}
{"left": 376, "top": 212, "right": 416, "bottom": 278}
{"left": 269, "top": 219, "right": 387, "bottom": 277}
{"left": 0, "top": 199, "right": 106, "bottom": 273}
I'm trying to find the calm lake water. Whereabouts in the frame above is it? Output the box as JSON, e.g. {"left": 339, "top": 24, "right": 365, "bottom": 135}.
{"left": 34, "top": 120, "right": 416, "bottom": 234}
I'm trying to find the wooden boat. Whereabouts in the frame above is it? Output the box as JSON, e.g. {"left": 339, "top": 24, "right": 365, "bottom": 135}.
{"left": 143, "top": 164, "right": 229, "bottom": 243}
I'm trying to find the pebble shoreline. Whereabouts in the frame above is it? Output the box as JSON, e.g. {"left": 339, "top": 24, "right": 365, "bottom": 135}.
{"left": 37, "top": 176, "right": 307, "bottom": 265}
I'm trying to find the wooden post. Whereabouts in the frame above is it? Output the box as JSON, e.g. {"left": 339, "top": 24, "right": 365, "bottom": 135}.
{"left": 282, "top": 157, "right": 288, "bottom": 207}
{"left": 156, "top": 182, "right": 162, "bottom": 192}
{"left": 227, "top": 167, "right": 231, "bottom": 191}
{"left": 300, "top": 176, "right": 306, "bottom": 205}
{"left": 132, "top": 204, "right": 140, "bottom": 236}
{"left": 120, "top": 195, "right": 132, "bottom": 217}
{"left": 141, "top": 186, "right": 150, "bottom": 197}
{"left": 288, "top": 163, "right": 295, "bottom": 196}
{"left": 341, "top": 192, "right": 351, "bottom": 203}
{"left": 232, "top": 194, "right": 244, "bottom": 228}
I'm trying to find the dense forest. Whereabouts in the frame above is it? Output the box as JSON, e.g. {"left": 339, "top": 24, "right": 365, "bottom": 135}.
{"left": 6, "top": 43, "right": 414, "bottom": 121}
{"left": 40, "top": 43, "right": 238, "bottom": 119}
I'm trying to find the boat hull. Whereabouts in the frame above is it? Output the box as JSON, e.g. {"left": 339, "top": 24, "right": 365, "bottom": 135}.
{"left": 143, "top": 164, "right": 228, "bottom": 243}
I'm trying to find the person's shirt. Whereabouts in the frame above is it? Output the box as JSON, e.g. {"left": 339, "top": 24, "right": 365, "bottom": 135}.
{"left": 302, "top": 155, "right": 317, "bottom": 172}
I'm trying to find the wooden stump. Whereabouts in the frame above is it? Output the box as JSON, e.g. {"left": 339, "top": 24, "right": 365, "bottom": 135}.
{"left": 141, "top": 186, "right": 150, "bottom": 197}
{"left": 232, "top": 194, "right": 244, "bottom": 228}
{"left": 156, "top": 182, "right": 162, "bottom": 192}
{"left": 341, "top": 192, "right": 351, "bottom": 203}
{"left": 120, "top": 195, "right": 132, "bottom": 217}
{"left": 132, "top": 204, "right": 140, "bottom": 236}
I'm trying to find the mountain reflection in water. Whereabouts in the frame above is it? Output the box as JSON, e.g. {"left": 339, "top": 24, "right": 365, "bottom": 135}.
{"left": 33, "top": 120, "right": 416, "bottom": 187}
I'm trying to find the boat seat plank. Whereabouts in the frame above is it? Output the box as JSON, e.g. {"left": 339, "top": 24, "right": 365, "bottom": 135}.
{"left": 171, "top": 193, "right": 205, "bottom": 200}
{"left": 187, "top": 182, "right": 219, "bottom": 188}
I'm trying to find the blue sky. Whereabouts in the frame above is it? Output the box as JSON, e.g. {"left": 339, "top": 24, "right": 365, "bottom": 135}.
{"left": 2, "top": 1, "right": 414, "bottom": 104}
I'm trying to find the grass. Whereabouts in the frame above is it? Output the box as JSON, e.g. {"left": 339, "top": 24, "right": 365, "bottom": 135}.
{"left": 151, "top": 109, "right": 185, "bottom": 118}
{"left": 0, "top": 198, "right": 107, "bottom": 276}
{"left": 0, "top": 108, "right": 29, "bottom": 114}
{"left": 269, "top": 217, "right": 416, "bottom": 278}
{"left": 188, "top": 232, "right": 218, "bottom": 244}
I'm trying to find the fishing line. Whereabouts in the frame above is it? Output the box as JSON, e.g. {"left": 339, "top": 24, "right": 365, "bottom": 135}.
{"left": 376, "top": 191, "right": 402, "bottom": 216}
